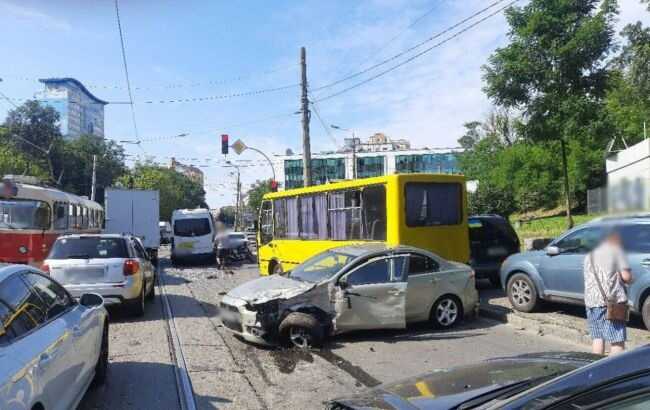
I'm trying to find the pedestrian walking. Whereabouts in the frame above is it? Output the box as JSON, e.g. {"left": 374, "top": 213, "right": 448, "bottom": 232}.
{"left": 583, "top": 228, "right": 633, "bottom": 356}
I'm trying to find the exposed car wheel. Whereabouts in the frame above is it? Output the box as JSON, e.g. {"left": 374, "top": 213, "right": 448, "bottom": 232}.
{"left": 91, "top": 325, "right": 109, "bottom": 388}
{"left": 507, "top": 273, "right": 539, "bottom": 313}
{"left": 129, "top": 286, "right": 146, "bottom": 317}
{"left": 430, "top": 295, "right": 462, "bottom": 328}
{"left": 642, "top": 296, "right": 650, "bottom": 331}
{"left": 279, "top": 312, "right": 324, "bottom": 349}
{"left": 272, "top": 262, "right": 283, "bottom": 275}
{"left": 489, "top": 275, "right": 501, "bottom": 288}
{"left": 146, "top": 277, "right": 156, "bottom": 301}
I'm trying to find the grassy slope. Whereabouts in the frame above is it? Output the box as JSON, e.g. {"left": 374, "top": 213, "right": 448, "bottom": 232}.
{"left": 512, "top": 214, "right": 597, "bottom": 241}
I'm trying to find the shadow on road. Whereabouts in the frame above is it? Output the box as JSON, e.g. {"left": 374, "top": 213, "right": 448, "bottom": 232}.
{"left": 79, "top": 361, "right": 230, "bottom": 410}
{"left": 108, "top": 293, "right": 220, "bottom": 324}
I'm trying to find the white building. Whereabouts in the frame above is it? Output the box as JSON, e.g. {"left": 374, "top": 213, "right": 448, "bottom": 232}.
{"left": 36, "top": 78, "right": 107, "bottom": 140}
{"left": 606, "top": 139, "right": 650, "bottom": 212}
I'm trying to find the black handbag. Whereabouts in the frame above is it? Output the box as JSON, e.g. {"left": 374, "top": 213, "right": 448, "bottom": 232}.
{"left": 590, "top": 253, "right": 628, "bottom": 322}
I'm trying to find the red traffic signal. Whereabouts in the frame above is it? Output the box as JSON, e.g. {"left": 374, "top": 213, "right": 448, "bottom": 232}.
{"left": 221, "top": 134, "right": 229, "bottom": 155}
{"left": 270, "top": 180, "right": 278, "bottom": 192}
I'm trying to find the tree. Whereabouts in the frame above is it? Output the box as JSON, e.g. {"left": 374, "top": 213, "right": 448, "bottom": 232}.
{"left": 0, "top": 127, "right": 49, "bottom": 179}
{"left": 2, "top": 100, "right": 65, "bottom": 183}
{"left": 246, "top": 179, "right": 272, "bottom": 216}
{"left": 458, "top": 121, "right": 483, "bottom": 150}
{"left": 117, "top": 164, "right": 207, "bottom": 221}
{"left": 61, "top": 135, "right": 127, "bottom": 204}
{"left": 483, "top": 0, "right": 618, "bottom": 227}
{"left": 217, "top": 206, "right": 236, "bottom": 227}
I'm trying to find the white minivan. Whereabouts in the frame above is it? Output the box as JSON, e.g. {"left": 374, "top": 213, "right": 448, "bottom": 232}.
{"left": 171, "top": 209, "right": 216, "bottom": 265}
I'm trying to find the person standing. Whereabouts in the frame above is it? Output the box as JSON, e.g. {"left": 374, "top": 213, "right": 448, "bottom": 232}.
{"left": 583, "top": 229, "right": 633, "bottom": 356}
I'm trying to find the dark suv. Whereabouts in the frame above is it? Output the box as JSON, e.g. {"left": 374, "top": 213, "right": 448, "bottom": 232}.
{"left": 469, "top": 215, "right": 520, "bottom": 287}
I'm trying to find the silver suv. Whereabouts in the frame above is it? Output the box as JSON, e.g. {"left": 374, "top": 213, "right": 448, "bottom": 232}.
{"left": 43, "top": 234, "right": 156, "bottom": 316}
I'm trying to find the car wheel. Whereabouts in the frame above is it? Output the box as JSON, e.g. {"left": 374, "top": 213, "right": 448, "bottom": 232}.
{"left": 272, "top": 262, "right": 283, "bottom": 275}
{"left": 92, "top": 325, "right": 109, "bottom": 388}
{"left": 489, "top": 275, "right": 501, "bottom": 288}
{"left": 146, "top": 277, "right": 156, "bottom": 301}
{"left": 507, "top": 273, "right": 539, "bottom": 313}
{"left": 279, "top": 312, "right": 324, "bottom": 349}
{"left": 129, "top": 286, "right": 146, "bottom": 317}
{"left": 642, "top": 296, "right": 650, "bottom": 331}
{"left": 430, "top": 295, "right": 462, "bottom": 328}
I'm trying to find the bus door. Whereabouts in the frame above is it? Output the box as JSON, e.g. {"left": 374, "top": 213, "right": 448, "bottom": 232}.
{"left": 258, "top": 200, "right": 277, "bottom": 273}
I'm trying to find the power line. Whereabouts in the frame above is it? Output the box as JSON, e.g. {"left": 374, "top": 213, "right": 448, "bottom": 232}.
{"left": 114, "top": 0, "right": 139, "bottom": 140}
{"left": 139, "top": 83, "right": 298, "bottom": 104}
{"left": 314, "top": 1, "right": 517, "bottom": 103}
{"left": 312, "top": 0, "right": 510, "bottom": 93}
{"left": 309, "top": 97, "right": 339, "bottom": 146}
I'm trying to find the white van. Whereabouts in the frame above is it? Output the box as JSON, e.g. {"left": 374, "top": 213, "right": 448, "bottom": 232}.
{"left": 171, "top": 209, "right": 216, "bottom": 265}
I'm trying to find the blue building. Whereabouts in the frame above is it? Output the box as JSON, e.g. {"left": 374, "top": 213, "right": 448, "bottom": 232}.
{"left": 36, "top": 78, "right": 107, "bottom": 140}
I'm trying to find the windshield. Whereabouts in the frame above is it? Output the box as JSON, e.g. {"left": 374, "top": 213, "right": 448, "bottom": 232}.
{"left": 174, "top": 218, "right": 212, "bottom": 237}
{"left": 48, "top": 237, "right": 129, "bottom": 259}
{"left": 289, "top": 251, "right": 353, "bottom": 283}
{"left": 0, "top": 199, "right": 50, "bottom": 230}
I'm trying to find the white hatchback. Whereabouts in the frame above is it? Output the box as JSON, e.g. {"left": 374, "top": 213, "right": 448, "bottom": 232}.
{"left": 0, "top": 264, "right": 108, "bottom": 410}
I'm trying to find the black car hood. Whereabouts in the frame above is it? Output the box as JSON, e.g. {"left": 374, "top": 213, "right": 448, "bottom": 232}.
{"left": 329, "top": 352, "right": 597, "bottom": 410}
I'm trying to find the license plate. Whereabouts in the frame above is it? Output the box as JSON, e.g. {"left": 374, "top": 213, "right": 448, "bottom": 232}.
{"left": 178, "top": 242, "right": 195, "bottom": 249}
{"left": 487, "top": 246, "right": 508, "bottom": 257}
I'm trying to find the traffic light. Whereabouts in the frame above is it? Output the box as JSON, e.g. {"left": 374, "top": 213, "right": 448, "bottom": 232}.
{"left": 270, "top": 180, "right": 278, "bottom": 192}
{"left": 221, "top": 134, "right": 229, "bottom": 155}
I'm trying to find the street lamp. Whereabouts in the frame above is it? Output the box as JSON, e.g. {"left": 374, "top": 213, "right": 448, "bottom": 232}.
{"left": 331, "top": 124, "right": 357, "bottom": 179}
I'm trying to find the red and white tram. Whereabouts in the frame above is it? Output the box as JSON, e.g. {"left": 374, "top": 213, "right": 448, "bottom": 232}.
{"left": 0, "top": 176, "right": 103, "bottom": 266}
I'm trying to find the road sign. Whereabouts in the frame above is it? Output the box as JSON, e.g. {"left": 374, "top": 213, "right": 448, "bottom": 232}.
{"left": 232, "top": 139, "right": 247, "bottom": 155}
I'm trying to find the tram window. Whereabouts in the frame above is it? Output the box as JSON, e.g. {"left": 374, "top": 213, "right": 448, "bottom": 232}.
{"left": 53, "top": 202, "right": 68, "bottom": 230}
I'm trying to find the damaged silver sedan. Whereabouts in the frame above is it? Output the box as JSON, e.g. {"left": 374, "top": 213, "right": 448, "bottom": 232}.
{"left": 220, "top": 244, "right": 479, "bottom": 348}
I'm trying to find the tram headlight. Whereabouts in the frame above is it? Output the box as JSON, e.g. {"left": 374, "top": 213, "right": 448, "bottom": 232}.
{"left": 18, "top": 245, "right": 28, "bottom": 254}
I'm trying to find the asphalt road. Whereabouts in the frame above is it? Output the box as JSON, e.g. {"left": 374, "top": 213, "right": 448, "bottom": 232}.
{"left": 79, "top": 252, "right": 588, "bottom": 410}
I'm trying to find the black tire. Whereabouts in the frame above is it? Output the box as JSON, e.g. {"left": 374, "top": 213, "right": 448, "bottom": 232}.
{"left": 489, "top": 274, "right": 501, "bottom": 288}
{"left": 506, "top": 273, "right": 539, "bottom": 313}
{"left": 430, "top": 295, "right": 463, "bottom": 328}
{"left": 146, "top": 276, "right": 156, "bottom": 301}
{"left": 278, "top": 312, "right": 324, "bottom": 349}
{"left": 272, "top": 262, "right": 283, "bottom": 275}
{"left": 642, "top": 295, "right": 650, "bottom": 331}
{"left": 91, "top": 324, "right": 109, "bottom": 388}
{"left": 128, "top": 285, "right": 146, "bottom": 317}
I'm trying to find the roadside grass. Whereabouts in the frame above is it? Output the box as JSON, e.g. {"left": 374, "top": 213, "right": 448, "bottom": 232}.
{"left": 512, "top": 214, "right": 598, "bottom": 241}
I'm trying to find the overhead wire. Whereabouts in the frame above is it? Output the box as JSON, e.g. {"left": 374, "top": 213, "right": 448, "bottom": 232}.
{"left": 314, "top": 1, "right": 518, "bottom": 103}
{"left": 114, "top": 0, "right": 140, "bottom": 142}
{"left": 311, "top": 0, "right": 510, "bottom": 94}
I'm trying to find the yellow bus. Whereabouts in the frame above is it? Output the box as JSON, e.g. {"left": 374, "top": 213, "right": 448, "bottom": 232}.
{"left": 256, "top": 173, "right": 469, "bottom": 275}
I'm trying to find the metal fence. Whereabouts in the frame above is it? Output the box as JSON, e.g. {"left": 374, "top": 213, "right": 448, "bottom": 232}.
{"left": 587, "top": 186, "right": 607, "bottom": 215}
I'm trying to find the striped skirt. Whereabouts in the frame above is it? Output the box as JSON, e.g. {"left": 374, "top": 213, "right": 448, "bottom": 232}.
{"left": 586, "top": 307, "right": 626, "bottom": 343}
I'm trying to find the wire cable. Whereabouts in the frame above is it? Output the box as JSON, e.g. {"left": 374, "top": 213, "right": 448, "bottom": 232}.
{"left": 139, "top": 83, "right": 298, "bottom": 104}
{"left": 312, "top": 0, "right": 510, "bottom": 93}
{"left": 114, "top": 0, "right": 139, "bottom": 140}
{"left": 309, "top": 97, "right": 339, "bottom": 146}
{"left": 314, "top": 1, "right": 517, "bottom": 103}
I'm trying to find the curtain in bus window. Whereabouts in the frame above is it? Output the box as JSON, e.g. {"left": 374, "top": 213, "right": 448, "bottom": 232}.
{"left": 328, "top": 192, "right": 347, "bottom": 240}
{"left": 53, "top": 202, "right": 68, "bottom": 230}
{"left": 362, "top": 185, "right": 386, "bottom": 240}
{"left": 273, "top": 199, "right": 287, "bottom": 239}
{"left": 286, "top": 197, "right": 300, "bottom": 239}
{"left": 299, "top": 196, "right": 316, "bottom": 239}
{"left": 314, "top": 194, "right": 328, "bottom": 239}
{"left": 405, "top": 183, "right": 461, "bottom": 226}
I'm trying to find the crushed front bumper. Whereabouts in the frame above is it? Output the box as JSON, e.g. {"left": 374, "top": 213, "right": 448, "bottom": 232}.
{"left": 219, "top": 295, "right": 275, "bottom": 346}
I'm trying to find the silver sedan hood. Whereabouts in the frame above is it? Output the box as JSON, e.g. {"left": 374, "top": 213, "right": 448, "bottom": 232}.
{"left": 226, "top": 275, "right": 315, "bottom": 304}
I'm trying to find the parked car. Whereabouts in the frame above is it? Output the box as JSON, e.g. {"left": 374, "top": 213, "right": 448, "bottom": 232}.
{"left": 0, "top": 264, "right": 109, "bottom": 410}
{"left": 43, "top": 234, "right": 156, "bottom": 317}
{"left": 216, "top": 231, "right": 254, "bottom": 266}
{"left": 220, "top": 244, "right": 478, "bottom": 348}
{"left": 499, "top": 215, "right": 650, "bottom": 329}
{"left": 160, "top": 221, "right": 172, "bottom": 245}
{"left": 171, "top": 208, "right": 216, "bottom": 265}
{"left": 468, "top": 215, "right": 520, "bottom": 287}
{"left": 328, "top": 344, "right": 650, "bottom": 409}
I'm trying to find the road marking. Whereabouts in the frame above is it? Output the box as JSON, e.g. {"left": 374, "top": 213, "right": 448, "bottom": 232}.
{"left": 158, "top": 268, "right": 198, "bottom": 410}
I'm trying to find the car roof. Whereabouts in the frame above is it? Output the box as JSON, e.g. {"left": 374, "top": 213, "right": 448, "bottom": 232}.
{"left": 329, "top": 243, "right": 437, "bottom": 258}
{"left": 57, "top": 233, "right": 131, "bottom": 240}
{"left": 0, "top": 264, "right": 41, "bottom": 282}
{"left": 586, "top": 213, "right": 650, "bottom": 225}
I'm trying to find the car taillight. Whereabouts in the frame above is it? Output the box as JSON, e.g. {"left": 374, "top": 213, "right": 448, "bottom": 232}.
{"left": 41, "top": 264, "right": 50, "bottom": 274}
{"left": 123, "top": 259, "right": 140, "bottom": 276}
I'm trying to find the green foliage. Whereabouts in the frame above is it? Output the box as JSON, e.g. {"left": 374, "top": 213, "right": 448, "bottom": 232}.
{"left": 217, "top": 206, "right": 236, "bottom": 226}
{"left": 117, "top": 164, "right": 206, "bottom": 221}
{"left": 246, "top": 179, "right": 272, "bottom": 216}
{"left": 0, "top": 128, "right": 49, "bottom": 179}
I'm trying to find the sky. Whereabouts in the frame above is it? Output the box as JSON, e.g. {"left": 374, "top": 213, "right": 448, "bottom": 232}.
{"left": 0, "top": 0, "right": 648, "bottom": 209}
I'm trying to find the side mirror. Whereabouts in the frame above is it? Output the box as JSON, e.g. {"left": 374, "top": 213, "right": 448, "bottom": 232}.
{"left": 80, "top": 293, "right": 104, "bottom": 308}
{"left": 546, "top": 245, "right": 560, "bottom": 256}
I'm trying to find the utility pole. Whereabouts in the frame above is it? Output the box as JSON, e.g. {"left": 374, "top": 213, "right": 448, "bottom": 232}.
{"left": 300, "top": 47, "right": 312, "bottom": 187}
{"left": 560, "top": 139, "right": 573, "bottom": 229}
{"left": 236, "top": 172, "right": 241, "bottom": 231}
{"left": 91, "top": 155, "right": 97, "bottom": 201}
{"left": 351, "top": 132, "right": 357, "bottom": 179}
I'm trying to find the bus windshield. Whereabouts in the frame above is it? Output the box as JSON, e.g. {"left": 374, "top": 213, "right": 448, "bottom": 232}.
{"left": 0, "top": 199, "right": 50, "bottom": 230}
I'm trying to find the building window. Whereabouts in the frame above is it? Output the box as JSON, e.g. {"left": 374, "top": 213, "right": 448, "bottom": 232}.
{"left": 395, "top": 154, "right": 459, "bottom": 174}
{"left": 284, "top": 158, "right": 346, "bottom": 189}
{"left": 284, "top": 160, "right": 304, "bottom": 189}
{"left": 357, "top": 156, "right": 385, "bottom": 178}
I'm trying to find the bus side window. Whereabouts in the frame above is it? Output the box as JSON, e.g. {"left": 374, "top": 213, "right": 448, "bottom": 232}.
{"left": 260, "top": 200, "right": 273, "bottom": 245}
{"left": 328, "top": 190, "right": 362, "bottom": 240}
{"left": 53, "top": 202, "right": 68, "bottom": 230}
{"left": 362, "top": 185, "right": 386, "bottom": 240}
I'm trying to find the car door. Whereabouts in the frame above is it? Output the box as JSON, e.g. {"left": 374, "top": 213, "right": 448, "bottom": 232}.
{"left": 539, "top": 226, "right": 603, "bottom": 299}
{"left": 405, "top": 253, "right": 440, "bottom": 321}
{"left": 0, "top": 273, "right": 76, "bottom": 410}
{"left": 133, "top": 239, "right": 153, "bottom": 293}
{"left": 23, "top": 271, "right": 96, "bottom": 391}
{"left": 333, "top": 256, "right": 407, "bottom": 332}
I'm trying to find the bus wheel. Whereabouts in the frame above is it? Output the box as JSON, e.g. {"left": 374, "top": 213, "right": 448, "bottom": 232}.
{"left": 272, "top": 262, "right": 283, "bottom": 275}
